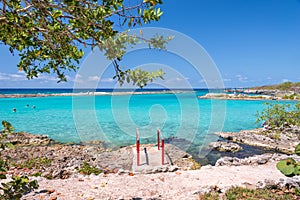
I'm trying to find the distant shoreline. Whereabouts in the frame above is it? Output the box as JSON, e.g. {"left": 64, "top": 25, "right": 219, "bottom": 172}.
{"left": 0, "top": 90, "right": 194, "bottom": 98}
{"left": 199, "top": 92, "right": 300, "bottom": 101}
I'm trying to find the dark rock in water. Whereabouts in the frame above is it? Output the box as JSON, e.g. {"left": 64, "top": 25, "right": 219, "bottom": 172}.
{"left": 165, "top": 137, "right": 193, "bottom": 151}
{"left": 209, "top": 141, "right": 242, "bottom": 153}
{"left": 165, "top": 144, "right": 192, "bottom": 164}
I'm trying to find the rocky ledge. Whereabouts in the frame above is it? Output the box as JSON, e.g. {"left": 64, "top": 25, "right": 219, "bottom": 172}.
{"left": 209, "top": 141, "right": 243, "bottom": 153}
{"left": 0, "top": 132, "right": 199, "bottom": 179}
{"left": 216, "top": 125, "right": 300, "bottom": 154}
{"left": 215, "top": 153, "right": 300, "bottom": 167}
{"left": 198, "top": 93, "right": 275, "bottom": 100}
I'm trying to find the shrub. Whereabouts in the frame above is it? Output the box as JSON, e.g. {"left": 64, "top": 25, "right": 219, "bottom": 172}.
{"left": 78, "top": 161, "right": 102, "bottom": 175}
{"left": 255, "top": 101, "right": 300, "bottom": 130}
{"left": 0, "top": 121, "right": 38, "bottom": 199}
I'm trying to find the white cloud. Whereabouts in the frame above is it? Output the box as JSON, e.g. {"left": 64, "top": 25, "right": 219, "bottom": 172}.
{"left": 282, "top": 79, "right": 290, "bottom": 83}
{"left": 0, "top": 72, "right": 27, "bottom": 81}
{"left": 38, "top": 75, "right": 58, "bottom": 81}
{"left": 236, "top": 74, "right": 248, "bottom": 82}
{"left": 73, "top": 74, "right": 83, "bottom": 83}
{"left": 0, "top": 75, "right": 9, "bottom": 80}
{"left": 223, "top": 78, "right": 232, "bottom": 82}
{"left": 198, "top": 79, "right": 205, "bottom": 83}
{"left": 75, "top": 74, "right": 82, "bottom": 79}
{"left": 17, "top": 71, "right": 26, "bottom": 74}
{"left": 88, "top": 76, "right": 100, "bottom": 81}
{"left": 266, "top": 77, "right": 272, "bottom": 80}
{"left": 100, "top": 78, "right": 114, "bottom": 83}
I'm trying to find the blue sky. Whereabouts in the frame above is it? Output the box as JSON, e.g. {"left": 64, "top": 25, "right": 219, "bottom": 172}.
{"left": 0, "top": 0, "right": 300, "bottom": 88}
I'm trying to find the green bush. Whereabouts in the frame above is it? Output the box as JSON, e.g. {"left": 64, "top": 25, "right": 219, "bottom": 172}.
{"left": 0, "top": 175, "right": 38, "bottom": 200}
{"left": 14, "top": 157, "right": 52, "bottom": 170}
{"left": 1, "top": 121, "right": 14, "bottom": 134}
{"left": 0, "top": 120, "right": 39, "bottom": 199}
{"left": 78, "top": 161, "right": 102, "bottom": 175}
{"left": 256, "top": 101, "right": 300, "bottom": 130}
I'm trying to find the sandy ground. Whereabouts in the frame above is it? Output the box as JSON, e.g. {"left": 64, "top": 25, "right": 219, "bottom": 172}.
{"left": 21, "top": 161, "right": 285, "bottom": 200}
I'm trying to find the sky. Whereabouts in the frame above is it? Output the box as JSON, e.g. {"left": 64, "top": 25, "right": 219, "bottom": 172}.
{"left": 0, "top": 0, "right": 300, "bottom": 88}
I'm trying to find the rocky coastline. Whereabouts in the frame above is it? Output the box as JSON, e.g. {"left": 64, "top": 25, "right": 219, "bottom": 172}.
{"left": 199, "top": 89, "right": 300, "bottom": 100}
{"left": 2, "top": 126, "right": 300, "bottom": 178}
{"left": 215, "top": 125, "right": 300, "bottom": 154}
{"left": 199, "top": 93, "right": 277, "bottom": 100}
{"left": 0, "top": 90, "right": 191, "bottom": 99}
{"left": 2, "top": 128, "right": 300, "bottom": 199}
{"left": 1, "top": 132, "right": 200, "bottom": 180}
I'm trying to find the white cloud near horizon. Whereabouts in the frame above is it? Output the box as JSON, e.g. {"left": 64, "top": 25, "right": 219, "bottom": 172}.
{"left": 88, "top": 76, "right": 100, "bottom": 82}
{"left": 282, "top": 79, "right": 290, "bottom": 83}
{"left": 223, "top": 78, "right": 232, "bottom": 82}
{"left": 100, "top": 78, "right": 114, "bottom": 83}
{"left": 0, "top": 72, "right": 27, "bottom": 81}
{"left": 236, "top": 74, "right": 248, "bottom": 82}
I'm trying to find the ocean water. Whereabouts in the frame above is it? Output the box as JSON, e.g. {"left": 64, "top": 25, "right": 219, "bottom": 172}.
{"left": 0, "top": 89, "right": 268, "bottom": 148}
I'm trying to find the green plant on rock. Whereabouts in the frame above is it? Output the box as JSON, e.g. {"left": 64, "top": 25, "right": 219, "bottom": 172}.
{"left": 0, "top": 175, "right": 38, "bottom": 200}
{"left": 78, "top": 161, "right": 102, "bottom": 175}
{"left": 15, "top": 157, "right": 52, "bottom": 170}
{"left": 255, "top": 101, "right": 300, "bottom": 130}
{"left": 0, "top": 121, "right": 39, "bottom": 199}
{"left": 277, "top": 144, "right": 300, "bottom": 177}
{"left": 1, "top": 121, "right": 14, "bottom": 134}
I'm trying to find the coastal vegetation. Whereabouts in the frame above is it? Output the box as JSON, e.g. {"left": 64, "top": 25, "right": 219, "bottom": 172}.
{"left": 200, "top": 186, "right": 300, "bottom": 200}
{"left": 252, "top": 81, "right": 300, "bottom": 92}
{"left": 0, "top": 0, "right": 170, "bottom": 87}
{"left": 78, "top": 161, "right": 102, "bottom": 175}
{"left": 255, "top": 101, "right": 300, "bottom": 178}
{"left": 276, "top": 145, "right": 300, "bottom": 177}
{"left": 0, "top": 121, "right": 38, "bottom": 199}
{"left": 255, "top": 101, "right": 300, "bottom": 132}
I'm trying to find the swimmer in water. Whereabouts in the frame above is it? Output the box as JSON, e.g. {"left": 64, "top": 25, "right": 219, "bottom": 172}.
{"left": 32, "top": 105, "right": 36, "bottom": 109}
{"left": 13, "top": 108, "right": 16, "bottom": 112}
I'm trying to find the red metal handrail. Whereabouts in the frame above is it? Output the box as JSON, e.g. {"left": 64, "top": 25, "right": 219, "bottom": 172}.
{"left": 136, "top": 128, "right": 140, "bottom": 166}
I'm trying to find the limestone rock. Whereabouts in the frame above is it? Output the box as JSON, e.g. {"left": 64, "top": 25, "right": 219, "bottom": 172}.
{"left": 215, "top": 153, "right": 298, "bottom": 167}
{"left": 209, "top": 141, "right": 242, "bottom": 152}
{"left": 216, "top": 126, "right": 300, "bottom": 154}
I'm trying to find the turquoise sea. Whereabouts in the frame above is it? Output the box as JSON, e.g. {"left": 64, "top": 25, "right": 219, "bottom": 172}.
{"left": 0, "top": 88, "right": 274, "bottom": 163}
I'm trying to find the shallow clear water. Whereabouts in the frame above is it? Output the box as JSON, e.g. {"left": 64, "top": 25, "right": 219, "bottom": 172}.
{"left": 0, "top": 89, "right": 268, "bottom": 148}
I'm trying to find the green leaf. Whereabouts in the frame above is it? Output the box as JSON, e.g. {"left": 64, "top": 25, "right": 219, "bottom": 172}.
{"left": 295, "top": 144, "right": 300, "bottom": 156}
{"left": 5, "top": 142, "right": 14, "bottom": 149}
{"left": 0, "top": 174, "right": 6, "bottom": 179}
{"left": 276, "top": 159, "right": 296, "bottom": 176}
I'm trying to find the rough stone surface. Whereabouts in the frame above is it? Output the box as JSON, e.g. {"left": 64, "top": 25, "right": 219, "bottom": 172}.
{"left": 216, "top": 127, "right": 300, "bottom": 154}
{"left": 18, "top": 161, "right": 286, "bottom": 200}
{"left": 209, "top": 141, "right": 243, "bottom": 152}
{"left": 278, "top": 176, "right": 300, "bottom": 189}
{"left": 1, "top": 132, "right": 197, "bottom": 179}
{"left": 215, "top": 153, "right": 300, "bottom": 166}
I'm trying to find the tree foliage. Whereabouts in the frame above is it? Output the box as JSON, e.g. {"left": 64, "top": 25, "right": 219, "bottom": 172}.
{"left": 0, "top": 0, "right": 171, "bottom": 87}
{"left": 255, "top": 101, "right": 300, "bottom": 130}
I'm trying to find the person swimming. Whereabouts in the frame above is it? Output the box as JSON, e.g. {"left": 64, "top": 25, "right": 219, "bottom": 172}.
{"left": 13, "top": 108, "right": 16, "bottom": 112}
{"left": 32, "top": 105, "right": 36, "bottom": 109}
